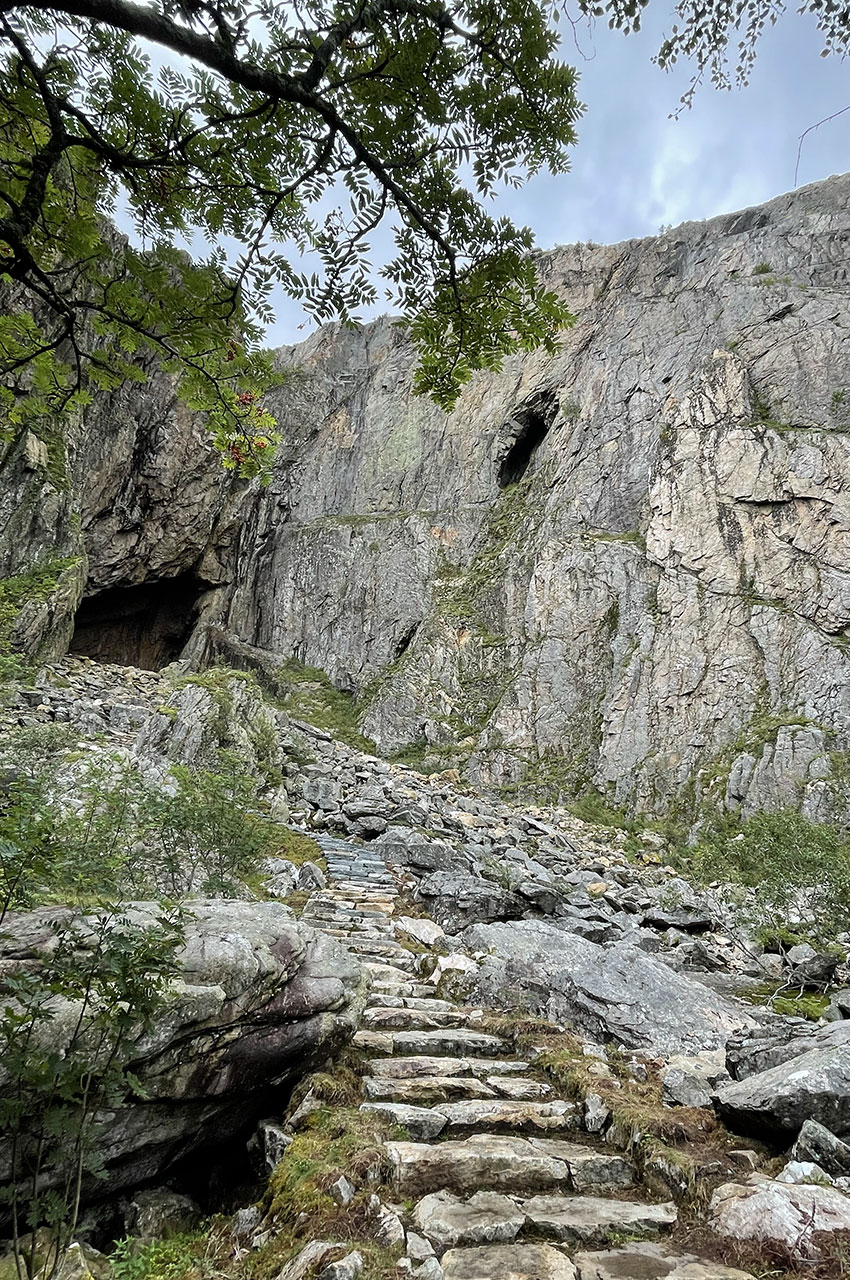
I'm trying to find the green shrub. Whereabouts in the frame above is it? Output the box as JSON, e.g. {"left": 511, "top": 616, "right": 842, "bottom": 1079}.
{"left": 0, "top": 909, "right": 183, "bottom": 1279}
{"left": 691, "top": 809, "right": 850, "bottom": 941}
{"left": 0, "top": 737, "right": 283, "bottom": 909}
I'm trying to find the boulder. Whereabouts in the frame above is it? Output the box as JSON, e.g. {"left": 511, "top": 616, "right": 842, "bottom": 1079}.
{"left": 709, "top": 1173, "right": 850, "bottom": 1258}
{"left": 725, "top": 1019, "right": 850, "bottom": 1081}
{"left": 461, "top": 920, "right": 755, "bottom": 1055}
{"left": 0, "top": 901, "right": 364, "bottom": 1218}
{"left": 418, "top": 873, "right": 526, "bottom": 934}
{"left": 715, "top": 1037, "right": 850, "bottom": 1139}
{"left": 791, "top": 1118, "right": 850, "bottom": 1177}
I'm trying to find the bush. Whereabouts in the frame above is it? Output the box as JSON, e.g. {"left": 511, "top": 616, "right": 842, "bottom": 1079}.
{"left": 691, "top": 809, "right": 850, "bottom": 941}
{"left": 0, "top": 908, "right": 183, "bottom": 1279}
{"left": 0, "top": 734, "right": 282, "bottom": 910}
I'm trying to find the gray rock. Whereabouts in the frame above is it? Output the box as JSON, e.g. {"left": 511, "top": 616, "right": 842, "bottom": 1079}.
{"left": 725, "top": 1019, "right": 850, "bottom": 1081}
{"left": 441, "top": 1243, "right": 575, "bottom": 1280}
{"left": 709, "top": 1173, "right": 850, "bottom": 1258}
{"left": 574, "top": 1243, "right": 753, "bottom": 1280}
{"left": 776, "top": 1160, "right": 834, "bottom": 1185}
{"left": 418, "top": 873, "right": 526, "bottom": 933}
{"left": 462, "top": 919, "right": 755, "bottom": 1055}
{"left": 297, "top": 859, "right": 328, "bottom": 890}
{"left": 123, "top": 1188, "right": 200, "bottom": 1239}
{"left": 319, "top": 1252, "right": 363, "bottom": 1280}
{"left": 329, "top": 1174, "right": 357, "bottom": 1206}
{"left": 791, "top": 1118, "right": 850, "bottom": 1176}
{"left": 716, "top": 1035, "right": 850, "bottom": 1138}
{"left": 824, "top": 988, "right": 850, "bottom": 1021}
{"left": 790, "top": 951, "right": 841, "bottom": 989}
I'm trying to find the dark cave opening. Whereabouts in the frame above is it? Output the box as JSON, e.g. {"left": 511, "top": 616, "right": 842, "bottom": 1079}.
{"left": 69, "top": 572, "right": 207, "bottom": 670}
{"left": 497, "top": 406, "right": 552, "bottom": 488}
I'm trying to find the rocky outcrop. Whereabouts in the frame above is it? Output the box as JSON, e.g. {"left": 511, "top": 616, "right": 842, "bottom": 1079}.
{"left": 3, "top": 175, "right": 850, "bottom": 820}
{"left": 0, "top": 900, "right": 365, "bottom": 1210}
{"left": 461, "top": 919, "right": 756, "bottom": 1057}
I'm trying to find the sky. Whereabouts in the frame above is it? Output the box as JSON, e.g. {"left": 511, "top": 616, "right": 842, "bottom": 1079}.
{"left": 263, "top": 5, "right": 849, "bottom": 347}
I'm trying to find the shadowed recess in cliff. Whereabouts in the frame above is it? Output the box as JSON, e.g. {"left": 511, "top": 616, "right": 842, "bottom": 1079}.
{"left": 497, "top": 397, "right": 555, "bottom": 487}
{"left": 69, "top": 573, "right": 209, "bottom": 670}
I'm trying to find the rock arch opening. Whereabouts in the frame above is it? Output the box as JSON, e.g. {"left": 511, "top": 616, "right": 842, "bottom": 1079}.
{"left": 497, "top": 401, "right": 554, "bottom": 488}
{"left": 69, "top": 572, "right": 207, "bottom": 670}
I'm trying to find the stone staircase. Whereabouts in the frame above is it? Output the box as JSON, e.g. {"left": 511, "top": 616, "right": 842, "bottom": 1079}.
{"left": 294, "top": 836, "right": 748, "bottom": 1280}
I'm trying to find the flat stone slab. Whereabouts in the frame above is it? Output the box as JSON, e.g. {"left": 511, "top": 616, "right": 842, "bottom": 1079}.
{"left": 358, "top": 1028, "right": 507, "bottom": 1057}
{"left": 436, "top": 1099, "right": 578, "bottom": 1134}
{"left": 442, "top": 1243, "right": 576, "bottom": 1280}
{"left": 387, "top": 1134, "right": 632, "bottom": 1197}
{"left": 414, "top": 1189, "right": 526, "bottom": 1250}
{"left": 361, "top": 1101, "right": 447, "bottom": 1141}
{"left": 413, "top": 1191, "right": 677, "bottom": 1253}
{"left": 362, "top": 1006, "right": 476, "bottom": 1030}
{"left": 522, "top": 1195, "right": 677, "bottom": 1247}
{"left": 367, "top": 1056, "right": 530, "bottom": 1079}
{"left": 491, "top": 1077, "right": 553, "bottom": 1100}
{"left": 574, "top": 1243, "right": 754, "bottom": 1280}
{"left": 362, "top": 1075, "right": 498, "bottom": 1103}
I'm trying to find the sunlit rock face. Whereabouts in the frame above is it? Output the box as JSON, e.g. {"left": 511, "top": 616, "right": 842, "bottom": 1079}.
{"left": 4, "top": 173, "right": 850, "bottom": 820}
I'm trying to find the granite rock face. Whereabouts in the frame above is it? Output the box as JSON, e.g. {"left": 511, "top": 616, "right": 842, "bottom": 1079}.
{"left": 4, "top": 176, "right": 850, "bottom": 818}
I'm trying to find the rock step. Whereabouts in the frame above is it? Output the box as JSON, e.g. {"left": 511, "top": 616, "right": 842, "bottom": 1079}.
{"left": 353, "top": 1028, "right": 507, "bottom": 1058}
{"left": 366, "top": 1055, "right": 532, "bottom": 1079}
{"left": 363, "top": 961, "right": 426, "bottom": 983}
{"left": 367, "top": 995, "right": 459, "bottom": 1012}
{"left": 363, "top": 1074, "right": 553, "bottom": 1104}
{"left": 441, "top": 1242, "right": 575, "bottom": 1280}
{"left": 371, "top": 980, "right": 436, "bottom": 999}
{"left": 362, "top": 1098, "right": 578, "bottom": 1140}
{"left": 337, "top": 938, "right": 412, "bottom": 958}
{"left": 387, "top": 1133, "right": 634, "bottom": 1198}
{"left": 362, "top": 1006, "right": 480, "bottom": 1030}
{"left": 413, "top": 1188, "right": 677, "bottom": 1253}
{"left": 362, "top": 1075, "right": 501, "bottom": 1103}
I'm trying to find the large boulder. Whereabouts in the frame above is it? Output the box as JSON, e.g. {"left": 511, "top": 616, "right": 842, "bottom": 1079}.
{"left": 418, "top": 873, "right": 527, "bottom": 934}
{"left": 715, "top": 1031, "right": 850, "bottom": 1140}
{"left": 725, "top": 1020, "right": 850, "bottom": 1082}
{"left": 0, "top": 901, "right": 365, "bottom": 1213}
{"left": 461, "top": 920, "right": 756, "bottom": 1055}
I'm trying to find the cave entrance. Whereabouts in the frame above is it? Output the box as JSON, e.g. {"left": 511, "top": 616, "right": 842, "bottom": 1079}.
{"left": 69, "top": 572, "right": 206, "bottom": 670}
{"left": 497, "top": 398, "right": 555, "bottom": 488}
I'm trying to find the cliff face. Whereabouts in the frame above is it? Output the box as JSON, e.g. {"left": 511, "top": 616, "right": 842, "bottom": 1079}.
{"left": 3, "top": 174, "right": 850, "bottom": 822}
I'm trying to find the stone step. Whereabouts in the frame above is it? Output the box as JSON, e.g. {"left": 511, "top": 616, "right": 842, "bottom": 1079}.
{"left": 344, "top": 938, "right": 413, "bottom": 957}
{"left": 362, "top": 1099, "right": 577, "bottom": 1139}
{"left": 362, "top": 1075, "right": 499, "bottom": 1103}
{"left": 387, "top": 1133, "right": 633, "bottom": 1197}
{"left": 367, "top": 1056, "right": 532, "bottom": 1079}
{"left": 353, "top": 1028, "right": 507, "bottom": 1058}
{"left": 362, "top": 1006, "right": 479, "bottom": 1030}
{"left": 574, "top": 1244, "right": 754, "bottom": 1280}
{"left": 362, "top": 961, "right": 421, "bottom": 983}
{"left": 414, "top": 1189, "right": 676, "bottom": 1253}
{"left": 370, "top": 981, "right": 436, "bottom": 999}
{"left": 366, "top": 995, "right": 457, "bottom": 1012}
{"left": 441, "top": 1242, "right": 576, "bottom": 1279}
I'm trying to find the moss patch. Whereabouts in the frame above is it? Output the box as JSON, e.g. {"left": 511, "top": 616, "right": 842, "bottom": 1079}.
{"left": 275, "top": 658, "right": 376, "bottom": 753}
